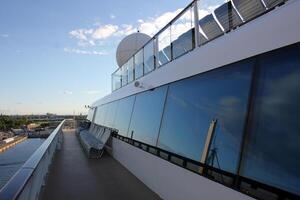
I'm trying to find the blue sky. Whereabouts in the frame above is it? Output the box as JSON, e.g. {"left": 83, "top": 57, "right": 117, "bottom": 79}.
{"left": 0, "top": 0, "right": 192, "bottom": 115}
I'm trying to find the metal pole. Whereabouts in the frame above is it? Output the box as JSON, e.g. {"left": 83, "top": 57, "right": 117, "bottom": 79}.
{"left": 199, "top": 119, "right": 217, "bottom": 173}
{"left": 193, "top": 0, "right": 200, "bottom": 47}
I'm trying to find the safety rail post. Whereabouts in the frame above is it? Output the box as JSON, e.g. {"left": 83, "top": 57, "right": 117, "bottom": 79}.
{"left": 193, "top": 0, "right": 200, "bottom": 47}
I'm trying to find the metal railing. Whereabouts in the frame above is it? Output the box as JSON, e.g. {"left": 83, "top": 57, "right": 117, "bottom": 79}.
{"left": 0, "top": 120, "right": 66, "bottom": 200}
{"left": 111, "top": 0, "right": 287, "bottom": 91}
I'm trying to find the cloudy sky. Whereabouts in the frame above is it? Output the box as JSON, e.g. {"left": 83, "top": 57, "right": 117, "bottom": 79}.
{"left": 0, "top": 0, "right": 223, "bottom": 115}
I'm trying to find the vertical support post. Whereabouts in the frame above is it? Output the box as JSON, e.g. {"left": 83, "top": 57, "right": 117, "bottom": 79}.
{"left": 57, "top": 127, "right": 63, "bottom": 150}
{"left": 111, "top": 73, "right": 113, "bottom": 92}
{"left": 199, "top": 119, "right": 217, "bottom": 173}
{"left": 133, "top": 56, "right": 135, "bottom": 81}
{"left": 193, "top": 0, "right": 200, "bottom": 47}
{"left": 155, "top": 37, "right": 159, "bottom": 68}
{"left": 92, "top": 107, "right": 97, "bottom": 123}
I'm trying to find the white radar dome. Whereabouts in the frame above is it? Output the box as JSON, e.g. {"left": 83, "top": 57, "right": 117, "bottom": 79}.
{"left": 116, "top": 32, "right": 151, "bottom": 67}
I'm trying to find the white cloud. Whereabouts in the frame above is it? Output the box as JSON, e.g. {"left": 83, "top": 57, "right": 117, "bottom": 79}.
{"left": 138, "top": 9, "right": 182, "bottom": 36}
{"left": 68, "top": 4, "right": 218, "bottom": 48}
{"left": 63, "top": 47, "right": 108, "bottom": 56}
{"left": 92, "top": 24, "right": 119, "bottom": 39}
{"left": 64, "top": 90, "right": 73, "bottom": 95}
{"left": 69, "top": 29, "right": 92, "bottom": 41}
{"left": 0, "top": 34, "right": 9, "bottom": 38}
{"left": 115, "top": 24, "right": 137, "bottom": 37}
{"left": 110, "top": 14, "right": 116, "bottom": 19}
{"left": 68, "top": 9, "right": 180, "bottom": 46}
{"left": 85, "top": 90, "right": 101, "bottom": 95}
{"left": 69, "top": 24, "right": 135, "bottom": 47}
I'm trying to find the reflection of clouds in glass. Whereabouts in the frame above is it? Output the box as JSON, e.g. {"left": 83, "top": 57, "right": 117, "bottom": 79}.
{"left": 171, "top": 87, "right": 246, "bottom": 152}
{"left": 158, "top": 27, "right": 171, "bottom": 50}
{"left": 171, "top": 8, "right": 194, "bottom": 42}
{"left": 158, "top": 61, "right": 253, "bottom": 171}
{"left": 255, "top": 71, "right": 300, "bottom": 156}
{"left": 217, "top": 96, "right": 243, "bottom": 136}
{"left": 169, "top": 93, "right": 188, "bottom": 108}
{"left": 262, "top": 72, "right": 300, "bottom": 128}
{"left": 242, "top": 47, "right": 300, "bottom": 195}
{"left": 220, "top": 96, "right": 240, "bottom": 107}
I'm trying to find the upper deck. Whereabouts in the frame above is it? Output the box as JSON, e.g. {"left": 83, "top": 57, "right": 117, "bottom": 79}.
{"left": 102, "top": 0, "right": 300, "bottom": 107}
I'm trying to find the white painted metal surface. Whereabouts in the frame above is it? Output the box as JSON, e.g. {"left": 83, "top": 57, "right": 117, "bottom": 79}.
{"left": 111, "top": 138, "right": 254, "bottom": 200}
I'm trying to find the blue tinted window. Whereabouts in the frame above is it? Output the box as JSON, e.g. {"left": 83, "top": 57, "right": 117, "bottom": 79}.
{"left": 114, "top": 96, "right": 136, "bottom": 137}
{"left": 241, "top": 44, "right": 300, "bottom": 195}
{"left": 101, "top": 104, "right": 109, "bottom": 126}
{"left": 129, "top": 86, "right": 168, "bottom": 146}
{"left": 158, "top": 60, "right": 253, "bottom": 173}
{"left": 103, "top": 103, "right": 111, "bottom": 127}
{"left": 94, "top": 105, "right": 104, "bottom": 126}
{"left": 87, "top": 108, "right": 94, "bottom": 121}
{"left": 104, "top": 101, "right": 118, "bottom": 128}
{"left": 91, "top": 108, "right": 97, "bottom": 122}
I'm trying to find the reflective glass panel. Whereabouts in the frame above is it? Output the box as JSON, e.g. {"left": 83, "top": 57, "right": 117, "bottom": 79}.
{"left": 121, "top": 64, "right": 128, "bottom": 86}
{"left": 87, "top": 108, "right": 94, "bottom": 121}
{"left": 112, "top": 68, "right": 122, "bottom": 91}
{"left": 100, "top": 104, "right": 108, "bottom": 126}
{"left": 144, "top": 40, "right": 155, "bottom": 74}
{"left": 241, "top": 44, "right": 300, "bottom": 195}
{"left": 158, "top": 60, "right": 253, "bottom": 173}
{"left": 104, "top": 101, "right": 118, "bottom": 128}
{"left": 114, "top": 95, "right": 136, "bottom": 137}
{"left": 127, "top": 57, "right": 134, "bottom": 83}
{"left": 134, "top": 49, "right": 144, "bottom": 79}
{"left": 171, "top": 6, "right": 194, "bottom": 59}
{"left": 94, "top": 105, "right": 103, "bottom": 125}
{"left": 91, "top": 107, "right": 97, "bottom": 122}
{"left": 129, "top": 86, "right": 168, "bottom": 146}
{"left": 158, "top": 27, "right": 171, "bottom": 66}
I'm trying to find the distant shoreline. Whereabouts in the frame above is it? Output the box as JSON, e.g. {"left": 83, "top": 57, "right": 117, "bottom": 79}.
{"left": 0, "top": 136, "right": 27, "bottom": 153}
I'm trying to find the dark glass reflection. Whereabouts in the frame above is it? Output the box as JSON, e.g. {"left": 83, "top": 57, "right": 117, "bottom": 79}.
{"left": 114, "top": 96, "right": 136, "bottom": 137}
{"left": 129, "top": 86, "right": 168, "bottom": 146}
{"left": 158, "top": 60, "right": 253, "bottom": 173}
{"left": 241, "top": 44, "right": 300, "bottom": 195}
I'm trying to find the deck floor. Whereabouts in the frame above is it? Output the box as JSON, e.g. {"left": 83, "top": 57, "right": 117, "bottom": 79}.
{"left": 41, "top": 130, "right": 160, "bottom": 200}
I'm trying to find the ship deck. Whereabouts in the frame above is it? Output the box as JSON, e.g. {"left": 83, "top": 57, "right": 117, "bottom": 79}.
{"left": 41, "top": 129, "right": 160, "bottom": 200}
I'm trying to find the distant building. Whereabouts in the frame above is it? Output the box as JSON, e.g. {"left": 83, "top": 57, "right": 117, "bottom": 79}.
{"left": 27, "top": 123, "right": 39, "bottom": 130}
{"left": 11, "top": 129, "right": 25, "bottom": 135}
{"left": 0, "top": 131, "right": 14, "bottom": 141}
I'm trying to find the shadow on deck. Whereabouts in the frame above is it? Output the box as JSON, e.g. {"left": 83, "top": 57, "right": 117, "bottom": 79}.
{"left": 41, "top": 130, "right": 160, "bottom": 200}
